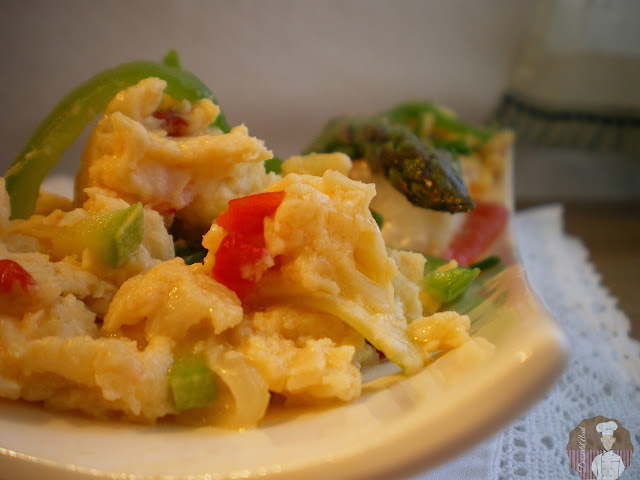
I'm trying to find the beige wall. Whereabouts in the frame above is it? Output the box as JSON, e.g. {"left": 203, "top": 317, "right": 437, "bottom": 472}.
{"left": 2, "top": 1, "right": 636, "bottom": 200}
{"left": 0, "top": 1, "right": 534, "bottom": 167}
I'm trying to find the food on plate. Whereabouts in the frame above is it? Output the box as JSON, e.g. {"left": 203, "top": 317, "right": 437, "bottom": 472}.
{"left": 4, "top": 52, "right": 229, "bottom": 222}
{"left": 302, "top": 114, "right": 474, "bottom": 212}
{"left": 309, "top": 102, "right": 513, "bottom": 257}
{"left": 0, "top": 54, "right": 511, "bottom": 427}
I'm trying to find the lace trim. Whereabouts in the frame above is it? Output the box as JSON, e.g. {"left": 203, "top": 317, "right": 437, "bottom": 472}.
{"left": 490, "top": 205, "right": 640, "bottom": 479}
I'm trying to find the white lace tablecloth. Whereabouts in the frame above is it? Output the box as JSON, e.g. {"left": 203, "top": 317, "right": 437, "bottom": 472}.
{"left": 414, "top": 204, "right": 640, "bottom": 480}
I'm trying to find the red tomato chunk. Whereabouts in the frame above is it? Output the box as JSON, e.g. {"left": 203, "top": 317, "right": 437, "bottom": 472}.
{"left": 152, "top": 109, "right": 189, "bottom": 137}
{"left": 212, "top": 235, "right": 273, "bottom": 299}
{"left": 216, "top": 191, "right": 285, "bottom": 244}
{"left": 0, "top": 259, "right": 36, "bottom": 294}
{"left": 212, "top": 191, "right": 285, "bottom": 299}
{"left": 444, "top": 202, "right": 508, "bottom": 266}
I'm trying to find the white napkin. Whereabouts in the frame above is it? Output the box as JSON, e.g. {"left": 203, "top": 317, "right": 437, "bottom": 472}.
{"left": 492, "top": 0, "right": 640, "bottom": 157}
{"left": 413, "top": 204, "right": 640, "bottom": 479}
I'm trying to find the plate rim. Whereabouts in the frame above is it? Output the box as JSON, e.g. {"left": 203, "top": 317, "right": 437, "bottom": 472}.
{"left": 0, "top": 151, "right": 571, "bottom": 479}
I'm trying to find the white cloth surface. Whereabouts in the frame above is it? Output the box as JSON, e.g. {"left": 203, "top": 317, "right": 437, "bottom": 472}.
{"left": 412, "top": 204, "right": 640, "bottom": 480}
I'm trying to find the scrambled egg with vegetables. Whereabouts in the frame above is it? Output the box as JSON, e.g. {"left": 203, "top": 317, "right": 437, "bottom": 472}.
{"left": 0, "top": 78, "right": 487, "bottom": 427}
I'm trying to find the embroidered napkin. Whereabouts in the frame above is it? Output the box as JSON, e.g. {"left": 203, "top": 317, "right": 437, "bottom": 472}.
{"left": 492, "top": 0, "right": 640, "bottom": 157}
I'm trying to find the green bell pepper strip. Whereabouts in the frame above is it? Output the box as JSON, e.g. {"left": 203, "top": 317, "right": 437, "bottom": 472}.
{"left": 384, "top": 101, "right": 495, "bottom": 144}
{"left": 4, "top": 59, "right": 229, "bottom": 220}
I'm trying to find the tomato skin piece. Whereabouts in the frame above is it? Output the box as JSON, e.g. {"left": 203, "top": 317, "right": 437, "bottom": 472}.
{"left": 443, "top": 202, "right": 508, "bottom": 266}
{"left": 152, "top": 110, "right": 189, "bottom": 137}
{"left": 0, "top": 259, "right": 36, "bottom": 294}
{"left": 216, "top": 191, "right": 285, "bottom": 242}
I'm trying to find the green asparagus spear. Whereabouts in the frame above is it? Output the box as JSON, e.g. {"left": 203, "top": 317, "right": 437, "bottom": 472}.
{"left": 302, "top": 115, "right": 474, "bottom": 212}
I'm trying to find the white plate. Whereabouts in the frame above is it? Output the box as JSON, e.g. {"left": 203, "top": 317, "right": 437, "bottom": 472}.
{"left": 0, "top": 162, "right": 569, "bottom": 480}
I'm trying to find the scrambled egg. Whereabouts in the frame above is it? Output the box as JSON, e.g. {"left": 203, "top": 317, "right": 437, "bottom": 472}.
{"left": 0, "top": 79, "right": 479, "bottom": 427}
{"left": 75, "top": 78, "right": 279, "bottom": 239}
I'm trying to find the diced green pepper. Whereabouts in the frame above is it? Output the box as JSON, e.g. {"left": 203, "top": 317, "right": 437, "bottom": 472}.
{"left": 264, "top": 156, "right": 283, "bottom": 174}
{"left": 370, "top": 209, "right": 384, "bottom": 229}
{"left": 51, "top": 202, "right": 144, "bottom": 268}
{"left": 174, "top": 241, "right": 208, "bottom": 265}
{"left": 169, "top": 354, "right": 216, "bottom": 412}
{"left": 4, "top": 56, "right": 229, "bottom": 220}
{"left": 423, "top": 266, "right": 480, "bottom": 303}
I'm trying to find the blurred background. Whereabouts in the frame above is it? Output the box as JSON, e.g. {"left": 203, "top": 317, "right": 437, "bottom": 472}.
{"left": 1, "top": 0, "right": 638, "bottom": 201}
{"left": 0, "top": 0, "right": 534, "bottom": 174}
{"left": 0, "top": 0, "right": 638, "bottom": 326}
